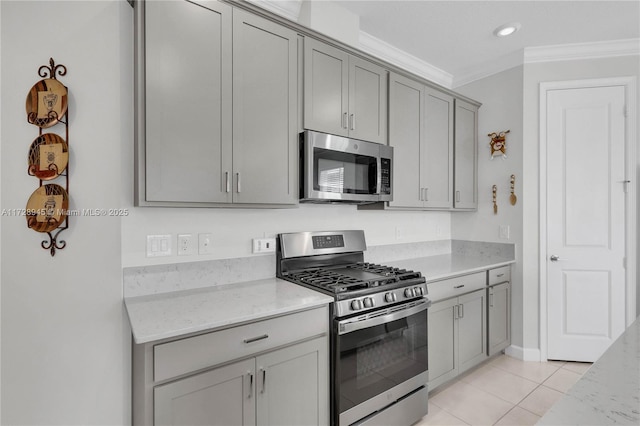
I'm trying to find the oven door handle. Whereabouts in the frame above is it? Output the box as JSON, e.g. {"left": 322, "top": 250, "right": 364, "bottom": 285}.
{"left": 337, "top": 299, "right": 430, "bottom": 335}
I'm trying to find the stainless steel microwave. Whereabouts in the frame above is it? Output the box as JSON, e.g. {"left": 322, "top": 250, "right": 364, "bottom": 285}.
{"left": 300, "top": 130, "right": 393, "bottom": 204}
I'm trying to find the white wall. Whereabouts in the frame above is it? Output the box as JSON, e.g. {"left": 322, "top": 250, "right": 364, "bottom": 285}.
{"left": 1, "top": 1, "right": 131, "bottom": 424}
{"left": 453, "top": 66, "right": 525, "bottom": 349}
{"left": 121, "top": 201, "right": 452, "bottom": 267}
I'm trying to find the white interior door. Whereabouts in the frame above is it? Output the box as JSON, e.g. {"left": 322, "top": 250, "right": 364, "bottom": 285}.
{"left": 546, "top": 84, "right": 627, "bottom": 362}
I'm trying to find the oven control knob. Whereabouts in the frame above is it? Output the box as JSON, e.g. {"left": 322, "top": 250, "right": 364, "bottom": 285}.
{"left": 363, "top": 297, "right": 374, "bottom": 308}
{"left": 404, "top": 288, "right": 415, "bottom": 298}
{"left": 414, "top": 287, "right": 423, "bottom": 296}
{"left": 384, "top": 292, "right": 396, "bottom": 303}
{"left": 351, "top": 299, "right": 363, "bottom": 311}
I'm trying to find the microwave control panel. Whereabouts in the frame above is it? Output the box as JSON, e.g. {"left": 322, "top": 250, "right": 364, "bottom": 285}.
{"left": 380, "top": 158, "right": 391, "bottom": 195}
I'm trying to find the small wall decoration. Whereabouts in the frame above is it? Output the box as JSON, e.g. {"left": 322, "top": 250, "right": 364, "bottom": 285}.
{"left": 492, "top": 185, "right": 498, "bottom": 214}
{"left": 510, "top": 174, "right": 517, "bottom": 205}
{"left": 488, "top": 130, "right": 510, "bottom": 159}
{"left": 25, "top": 58, "right": 70, "bottom": 256}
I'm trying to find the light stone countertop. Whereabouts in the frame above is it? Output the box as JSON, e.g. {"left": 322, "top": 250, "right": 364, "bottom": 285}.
{"left": 538, "top": 316, "right": 640, "bottom": 425}
{"left": 124, "top": 277, "right": 334, "bottom": 344}
{"left": 387, "top": 253, "right": 515, "bottom": 283}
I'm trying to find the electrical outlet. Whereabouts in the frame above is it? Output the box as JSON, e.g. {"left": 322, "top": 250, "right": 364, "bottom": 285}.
{"left": 252, "top": 238, "right": 276, "bottom": 254}
{"left": 147, "top": 235, "right": 172, "bottom": 257}
{"left": 178, "top": 234, "right": 195, "bottom": 256}
{"left": 198, "top": 233, "right": 213, "bottom": 255}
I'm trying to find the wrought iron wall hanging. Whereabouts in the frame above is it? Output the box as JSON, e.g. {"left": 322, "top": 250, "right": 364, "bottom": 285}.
{"left": 25, "top": 58, "right": 70, "bottom": 256}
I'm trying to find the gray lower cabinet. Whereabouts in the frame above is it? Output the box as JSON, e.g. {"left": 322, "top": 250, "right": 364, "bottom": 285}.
{"left": 487, "top": 264, "right": 511, "bottom": 357}
{"left": 137, "top": 0, "right": 297, "bottom": 206}
{"left": 133, "top": 306, "right": 329, "bottom": 425}
{"left": 304, "top": 37, "right": 388, "bottom": 144}
{"left": 453, "top": 100, "right": 478, "bottom": 210}
{"left": 428, "top": 288, "right": 487, "bottom": 390}
{"left": 154, "top": 337, "right": 327, "bottom": 426}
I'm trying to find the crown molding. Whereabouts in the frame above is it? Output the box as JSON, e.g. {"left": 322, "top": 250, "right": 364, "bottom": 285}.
{"left": 359, "top": 31, "right": 453, "bottom": 89}
{"left": 524, "top": 38, "right": 640, "bottom": 63}
{"left": 244, "top": 0, "right": 301, "bottom": 22}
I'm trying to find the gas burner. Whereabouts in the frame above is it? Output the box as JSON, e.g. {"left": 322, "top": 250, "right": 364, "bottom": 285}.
{"left": 287, "top": 269, "right": 369, "bottom": 293}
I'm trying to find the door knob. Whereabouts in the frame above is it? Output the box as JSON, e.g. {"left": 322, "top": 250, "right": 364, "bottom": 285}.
{"left": 550, "top": 255, "right": 560, "bottom": 262}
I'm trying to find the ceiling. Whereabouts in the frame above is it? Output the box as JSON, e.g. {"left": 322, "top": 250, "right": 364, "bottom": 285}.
{"left": 334, "top": 1, "right": 640, "bottom": 83}
{"left": 255, "top": 0, "right": 640, "bottom": 87}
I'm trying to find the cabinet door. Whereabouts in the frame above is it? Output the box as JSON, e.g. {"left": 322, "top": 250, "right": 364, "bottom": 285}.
{"left": 256, "top": 337, "right": 329, "bottom": 426}
{"left": 488, "top": 282, "right": 511, "bottom": 356}
{"left": 424, "top": 88, "right": 454, "bottom": 209}
{"left": 304, "top": 38, "right": 349, "bottom": 137}
{"left": 348, "top": 56, "right": 388, "bottom": 144}
{"left": 453, "top": 99, "right": 478, "bottom": 209}
{"left": 145, "top": 0, "right": 232, "bottom": 203}
{"left": 154, "top": 358, "right": 255, "bottom": 426}
{"left": 388, "top": 73, "right": 423, "bottom": 208}
{"left": 232, "top": 10, "right": 298, "bottom": 204}
{"left": 427, "top": 298, "right": 458, "bottom": 390}
{"left": 458, "top": 289, "right": 487, "bottom": 374}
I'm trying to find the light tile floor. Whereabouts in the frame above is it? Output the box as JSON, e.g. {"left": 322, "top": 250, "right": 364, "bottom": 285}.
{"left": 414, "top": 354, "right": 592, "bottom": 426}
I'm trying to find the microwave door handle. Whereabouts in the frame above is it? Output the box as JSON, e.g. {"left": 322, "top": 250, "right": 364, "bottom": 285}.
{"left": 338, "top": 300, "right": 430, "bottom": 335}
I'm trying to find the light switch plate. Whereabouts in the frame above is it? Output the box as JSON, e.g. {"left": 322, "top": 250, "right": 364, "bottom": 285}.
{"left": 147, "top": 235, "right": 172, "bottom": 257}
{"left": 198, "top": 233, "right": 213, "bottom": 255}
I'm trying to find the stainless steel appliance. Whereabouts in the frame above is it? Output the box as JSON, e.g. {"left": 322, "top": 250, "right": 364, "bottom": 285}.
{"left": 276, "top": 230, "right": 430, "bottom": 425}
{"left": 300, "top": 130, "right": 393, "bottom": 204}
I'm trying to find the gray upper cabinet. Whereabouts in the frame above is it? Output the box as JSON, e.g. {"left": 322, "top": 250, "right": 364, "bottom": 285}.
{"left": 143, "top": 0, "right": 232, "bottom": 204}
{"left": 371, "top": 73, "right": 473, "bottom": 212}
{"left": 424, "top": 88, "right": 454, "bottom": 209}
{"left": 453, "top": 99, "right": 479, "bottom": 210}
{"left": 232, "top": 9, "right": 298, "bottom": 205}
{"left": 137, "top": 0, "right": 297, "bottom": 207}
{"left": 304, "top": 38, "right": 387, "bottom": 144}
{"left": 387, "top": 72, "right": 423, "bottom": 209}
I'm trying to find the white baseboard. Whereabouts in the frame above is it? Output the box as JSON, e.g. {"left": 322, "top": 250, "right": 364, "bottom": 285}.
{"left": 505, "top": 345, "right": 542, "bottom": 361}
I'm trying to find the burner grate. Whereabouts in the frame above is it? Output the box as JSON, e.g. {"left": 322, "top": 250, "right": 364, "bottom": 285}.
{"left": 287, "top": 269, "right": 369, "bottom": 293}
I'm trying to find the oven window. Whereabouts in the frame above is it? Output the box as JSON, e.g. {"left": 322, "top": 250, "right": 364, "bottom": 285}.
{"left": 313, "top": 148, "right": 377, "bottom": 194}
{"left": 336, "top": 308, "right": 428, "bottom": 414}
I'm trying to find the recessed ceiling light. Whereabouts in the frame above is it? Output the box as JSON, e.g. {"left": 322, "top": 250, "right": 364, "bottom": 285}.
{"left": 493, "top": 22, "right": 521, "bottom": 37}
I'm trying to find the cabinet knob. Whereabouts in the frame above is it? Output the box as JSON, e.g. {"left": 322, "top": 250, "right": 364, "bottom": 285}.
{"left": 550, "top": 255, "right": 560, "bottom": 262}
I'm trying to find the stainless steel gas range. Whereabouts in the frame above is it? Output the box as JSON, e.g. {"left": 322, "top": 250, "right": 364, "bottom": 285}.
{"left": 276, "top": 230, "right": 430, "bottom": 426}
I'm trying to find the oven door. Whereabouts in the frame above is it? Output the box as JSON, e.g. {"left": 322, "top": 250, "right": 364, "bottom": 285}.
{"left": 334, "top": 298, "right": 429, "bottom": 425}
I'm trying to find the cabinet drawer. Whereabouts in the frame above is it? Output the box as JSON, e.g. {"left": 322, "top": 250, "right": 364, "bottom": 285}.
{"left": 488, "top": 266, "right": 510, "bottom": 285}
{"left": 153, "top": 306, "right": 328, "bottom": 382}
{"left": 427, "top": 272, "right": 485, "bottom": 302}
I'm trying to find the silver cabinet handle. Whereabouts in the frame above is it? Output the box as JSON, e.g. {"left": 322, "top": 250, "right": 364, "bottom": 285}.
{"left": 454, "top": 305, "right": 459, "bottom": 320}
{"left": 244, "top": 334, "right": 269, "bottom": 344}
{"left": 247, "top": 372, "right": 254, "bottom": 398}
{"left": 343, "top": 112, "right": 348, "bottom": 129}
{"left": 236, "top": 172, "right": 241, "bottom": 193}
{"left": 350, "top": 114, "right": 355, "bottom": 130}
{"left": 489, "top": 292, "right": 494, "bottom": 307}
{"left": 456, "top": 191, "right": 461, "bottom": 202}
{"left": 454, "top": 284, "right": 465, "bottom": 289}
{"left": 424, "top": 188, "right": 428, "bottom": 202}
{"left": 259, "top": 368, "right": 266, "bottom": 394}
{"left": 550, "top": 255, "right": 560, "bottom": 262}
{"left": 496, "top": 273, "right": 504, "bottom": 277}
{"left": 225, "top": 171, "right": 230, "bottom": 193}
{"left": 459, "top": 303, "right": 464, "bottom": 318}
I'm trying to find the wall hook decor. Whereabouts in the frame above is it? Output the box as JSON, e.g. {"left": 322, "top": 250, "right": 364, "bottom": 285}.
{"left": 492, "top": 185, "right": 498, "bottom": 214}
{"left": 488, "top": 130, "right": 510, "bottom": 159}
{"left": 25, "top": 58, "right": 70, "bottom": 256}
